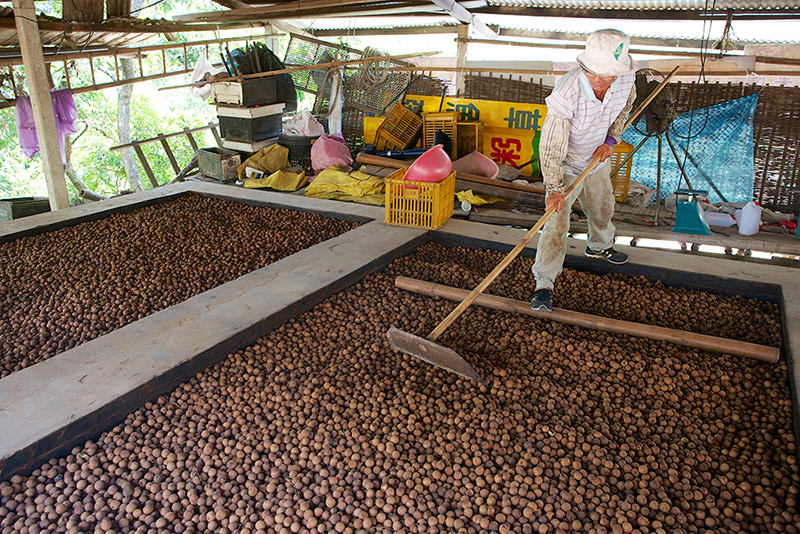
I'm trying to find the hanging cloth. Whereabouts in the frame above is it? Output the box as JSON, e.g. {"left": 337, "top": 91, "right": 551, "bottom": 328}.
{"left": 14, "top": 89, "right": 79, "bottom": 165}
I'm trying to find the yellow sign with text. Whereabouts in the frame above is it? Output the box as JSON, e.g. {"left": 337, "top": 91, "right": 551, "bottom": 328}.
{"left": 407, "top": 95, "right": 546, "bottom": 176}
{"left": 363, "top": 96, "right": 547, "bottom": 176}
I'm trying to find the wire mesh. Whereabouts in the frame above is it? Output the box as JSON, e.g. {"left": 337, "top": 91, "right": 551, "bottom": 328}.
{"left": 284, "top": 37, "right": 411, "bottom": 116}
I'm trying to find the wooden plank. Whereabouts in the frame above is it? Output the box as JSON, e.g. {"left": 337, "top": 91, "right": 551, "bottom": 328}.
{"left": 109, "top": 123, "right": 220, "bottom": 151}
{"left": 471, "top": 206, "right": 800, "bottom": 256}
{"left": 12, "top": 0, "right": 70, "bottom": 211}
{"left": 163, "top": 51, "right": 439, "bottom": 91}
{"left": 455, "top": 25, "right": 468, "bottom": 95}
{"left": 0, "top": 15, "right": 274, "bottom": 35}
{"left": 175, "top": 0, "right": 427, "bottom": 22}
{"left": 456, "top": 179, "right": 544, "bottom": 208}
{"left": 210, "top": 125, "right": 223, "bottom": 147}
{"left": 158, "top": 134, "right": 181, "bottom": 174}
{"left": 184, "top": 130, "right": 199, "bottom": 152}
{"left": 133, "top": 145, "right": 159, "bottom": 188}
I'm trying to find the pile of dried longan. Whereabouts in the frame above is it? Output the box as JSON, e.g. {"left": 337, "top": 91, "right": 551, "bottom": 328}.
{"left": 0, "top": 194, "right": 360, "bottom": 378}
{"left": 1, "top": 243, "right": 795, "bottom": 534}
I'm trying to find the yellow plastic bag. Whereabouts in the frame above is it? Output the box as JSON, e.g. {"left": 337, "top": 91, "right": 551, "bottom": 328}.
{"left": 243, "top": 170, "right": 307, "bottom": 191}
{"left": 456, "top": 189, "right": 503, "bottom": 206}
{"left": 305, "top": 166, "right": 385, "bottom": 206}
{"left": 237, "top": 144, "right": 290, "bottom": 181}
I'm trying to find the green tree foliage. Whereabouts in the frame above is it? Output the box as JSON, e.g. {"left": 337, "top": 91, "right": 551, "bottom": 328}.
{"left": 0, "top": 0, "right": 236, "bottom": 201}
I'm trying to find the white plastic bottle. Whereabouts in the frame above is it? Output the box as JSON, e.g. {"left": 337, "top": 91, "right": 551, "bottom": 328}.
{"left": 703, "top": 211, "right": 736, "bottom": 228}
{"left": 738, "top": 201, "right": 762, "bottom": 236}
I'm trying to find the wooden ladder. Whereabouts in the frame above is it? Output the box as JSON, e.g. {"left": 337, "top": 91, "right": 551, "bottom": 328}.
{"left": 109, "top": 122, "right": 222, "bottom": 188}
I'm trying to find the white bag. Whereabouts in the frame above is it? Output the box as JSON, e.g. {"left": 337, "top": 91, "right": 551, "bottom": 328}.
{"left": 189, "top": 50, "right": 224, "bottom": 101}
{"left": 284, "top": 111, "right": 326, "bottom": 137}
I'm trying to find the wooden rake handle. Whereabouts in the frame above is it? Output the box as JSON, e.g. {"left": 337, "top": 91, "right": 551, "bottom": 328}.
{"left": 426, "top": 65, "right": 680, "bottom": 342}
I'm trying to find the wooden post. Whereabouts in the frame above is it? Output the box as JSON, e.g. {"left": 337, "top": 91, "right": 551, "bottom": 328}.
{"left": 184, "top": 129, "right": 199, "bottom": 151}
{"left": 455, "top": 25, "right": 468, "bottom": 97}
{"left": 394, "top": 277, "right": 780, "bottom": 363}
{"left": 12, "top": 0, "right": 70, "bottom": 211}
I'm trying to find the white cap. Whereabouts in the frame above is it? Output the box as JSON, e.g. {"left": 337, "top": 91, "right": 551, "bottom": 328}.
{"left": 576, "top": 29, "right": 633, "bottom": 77}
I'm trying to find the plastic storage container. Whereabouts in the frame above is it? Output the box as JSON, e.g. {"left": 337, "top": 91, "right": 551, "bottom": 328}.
{"left": 278, "top": 134, "right": 318, "bottom": 169}
{"left": 374, "top": 102, "right": 423, "bottom": 151}
{"left": 610, "top": 141, "right": 634, "bottom": 203}
{"left": 456, "top": 121, "right": 484, "bottom": 160}
{"left": 385, "top": 167, "right": 456, "bottom": 230}
{"left": 423, "top": 112, "right": 458, "bottom": 159}
{"left": 737, "top": 201, "right": 762, "bottom": 235}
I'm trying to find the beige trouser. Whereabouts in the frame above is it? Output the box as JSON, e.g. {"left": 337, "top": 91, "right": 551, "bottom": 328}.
{"left": 533, "top": 160, "right": 616, "bottom": 290}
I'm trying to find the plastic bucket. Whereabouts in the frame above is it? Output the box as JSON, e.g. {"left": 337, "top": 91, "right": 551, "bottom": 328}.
{"left": 279, "top": 134, "right": 319, "bottom": 169}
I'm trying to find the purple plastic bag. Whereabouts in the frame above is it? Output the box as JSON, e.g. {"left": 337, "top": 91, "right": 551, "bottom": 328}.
{"left": 14, "top": 89, "right": 78, "bottom": 164}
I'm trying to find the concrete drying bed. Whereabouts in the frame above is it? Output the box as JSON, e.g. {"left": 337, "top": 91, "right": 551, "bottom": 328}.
{"left": 1, "top": 182, "right": 798, "bottom": 480}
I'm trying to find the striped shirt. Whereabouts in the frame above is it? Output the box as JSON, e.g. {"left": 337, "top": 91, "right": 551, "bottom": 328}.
{"left": 540, "top": 67, "right": 636, "bottom": 194}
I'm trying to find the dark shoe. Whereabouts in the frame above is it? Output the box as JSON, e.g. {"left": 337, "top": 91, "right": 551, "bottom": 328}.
{"left": 531, "top": 288, "right": 553, "bottom": 312}
{"left": 585, "top": 246, "right": 629, "bottom": 265}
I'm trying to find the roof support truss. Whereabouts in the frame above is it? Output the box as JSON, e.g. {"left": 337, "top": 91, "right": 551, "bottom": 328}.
{"left": 429, "top": 0, "right": 496, "bottom": 39}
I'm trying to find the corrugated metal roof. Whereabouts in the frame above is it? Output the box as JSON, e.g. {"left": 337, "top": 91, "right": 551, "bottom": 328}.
{"left": 300, "top": 22, "right": 797, "bottom": 46}
{"left": 496, "top": 27, "right": 795, "bottom": 46}
{"left": 486, "top": 0, "right": 799, "bottom": 9}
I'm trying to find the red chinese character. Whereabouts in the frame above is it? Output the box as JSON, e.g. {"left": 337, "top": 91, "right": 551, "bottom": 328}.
{"left": 490, "top": 137, "right": 522, "bottom": 166}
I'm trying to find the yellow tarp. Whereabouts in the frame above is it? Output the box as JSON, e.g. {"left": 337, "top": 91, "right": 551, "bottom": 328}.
{"left": 456, "top": 189, "right": 503, "bottom": 205}
{"left": 243, "top": 170, "right": 307, "bottom": 191}
{"left": 237, "top": 144, "right": 290, "bottom": 181}
{"left": 305, "top": 166, "right": 385, "bottom": 206}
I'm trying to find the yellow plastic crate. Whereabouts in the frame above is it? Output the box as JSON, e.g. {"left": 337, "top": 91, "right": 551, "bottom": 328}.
{"left": 384, "top": 167, "right": 456, "bottom": 230}
{"left": 375, "top": 102, "right": 423, "bottom": 151}
{"left": 610, "top": 140, "right": 634, "bottom": 203}
{"left": 423, "top": 112, "right": 458, "bottom": 159}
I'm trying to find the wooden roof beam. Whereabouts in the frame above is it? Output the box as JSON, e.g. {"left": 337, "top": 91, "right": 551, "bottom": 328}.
{"left": 0, "top": 16, "right": 264, "bottom": 35}
{"left": 174, "top": 0, "right": 403, "bottom": 22}
{"left": 429, "top": 0, "right": 496, "bottom": 39}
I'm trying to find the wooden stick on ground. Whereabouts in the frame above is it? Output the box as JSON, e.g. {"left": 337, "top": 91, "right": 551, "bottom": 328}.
{"left": 395, "top": 276, "right": 780, "bottom": 363}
